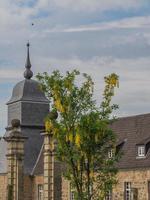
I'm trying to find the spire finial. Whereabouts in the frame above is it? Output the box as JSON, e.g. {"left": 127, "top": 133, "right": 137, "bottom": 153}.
{"left": 24, "top": 42, "right": 33, "bottom": 79}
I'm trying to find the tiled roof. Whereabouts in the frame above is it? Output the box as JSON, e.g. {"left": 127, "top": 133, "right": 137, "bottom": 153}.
{"left": 111, "top": 113, "right": 150, "bottom": 169}
{"left": 2, "top": 113, "right": 150, "bottom": 175}
{"left": 33, "top": 113, "right": 150, "bottom": 174}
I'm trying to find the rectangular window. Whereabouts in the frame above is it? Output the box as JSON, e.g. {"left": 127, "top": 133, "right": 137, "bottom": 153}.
{"left": 70, "top": 191, "right": 75, "bottom": 200}
{"left": 105, "top": 190, "right": 112, "bottom": 200}
{"left": 124, "top": 182, "right": 131, "bottom": 200}
{"left": 70, "top": 184, "right": 75, "bottom": 200}
{"left": 138, "top": 146, "right": 145, "bottom": 157}
{"left": 108, "top": 149, "right": 113, "bottom": 159}
{"left": 38, "top": 184, "right": 43, "bottom": 200}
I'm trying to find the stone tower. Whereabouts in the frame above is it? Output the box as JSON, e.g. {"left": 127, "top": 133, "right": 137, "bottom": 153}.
{"left": 0, "top": 43, "right": 49, "bottom": 175}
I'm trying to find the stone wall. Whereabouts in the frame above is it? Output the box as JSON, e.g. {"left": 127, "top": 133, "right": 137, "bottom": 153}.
{"left": 2, "top": 168, "right": 150, "bottom": 200}
{"left": 31, "top": 173, "right": 70, "bottom": 200}
{"left": 24, "top": 176, "right": 33, "bottom": 200}
{"left": 113, "top": 168, "right": 150, "bottom": 200}
{"left": 0, "top": 174, "right": 7, "bottom": 200}
{"left": 61, "top": 177, "right": 70, "bottom": 200}
{"left": 32, "top": 175, "right": 43, "bottom": 200}
{"left": 60, "top": 168, "right": 150, "bottom": 200}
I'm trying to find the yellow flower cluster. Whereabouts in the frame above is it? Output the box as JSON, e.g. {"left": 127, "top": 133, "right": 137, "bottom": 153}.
{"left": 45, "top": 120, "right": 53, "bottom": 132}
{"left": 54, "top": 99, "right": 64, "bottom": 113}
{"left": 65, "top": 132, "right": 81, "bottom": 147}
{"left": 66, "top": 132, "right": 73, "bottom": 142}
{"left": 110, "top": 77, "right": 119, "bottom": 87}
{"left": 105, "top": 74, "right": 119, "bottom": 88}
{"left": 75, "top": 133, "right": 81, "bottom": 147}
{"left": 53, "top": 127, "right": 58, "bottom": 135}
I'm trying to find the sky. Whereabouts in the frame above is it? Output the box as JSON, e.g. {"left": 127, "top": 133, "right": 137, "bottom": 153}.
{"left": 1, "top": 0, "right": 150, "bottom": 134}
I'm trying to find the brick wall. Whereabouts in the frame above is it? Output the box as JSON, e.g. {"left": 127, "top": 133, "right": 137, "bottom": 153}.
{"left": 0, "top": 174, "right": 7, "bottom": 200}
{"left": 113, "top": 168, "right": 150, "bottom": 200}
{"left": 60, "top": 168, "right": 150, "bottom": 200}
{"left": 61, "top": 177, "right": 70, "bottom": 200}
{"left": 24, "top": 175, "right": 33, "bottom": 200}
{"left": 32, "top": 175, "right": 43, "bottom": 200}
{"left": 3, "top": 168, "right": 150, "bottom": 200}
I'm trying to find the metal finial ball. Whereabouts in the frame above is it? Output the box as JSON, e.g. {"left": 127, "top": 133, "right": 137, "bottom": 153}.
{"left": 24, "top": 69, "right": 33, "bottom": 79}
{"left": 27, "top": 42, "right": 30, "bottom": 47}
{"left": 11, "top": 119, "right": 20, "bottom": 128}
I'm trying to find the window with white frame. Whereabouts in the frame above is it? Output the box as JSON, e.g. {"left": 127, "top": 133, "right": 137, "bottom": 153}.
{"left": 124, "top": 182, "right": 131, "bottom": 200}
{"left": 138, "top": 145, "right": 145, "bottom": 157}
{"left": 70, "top": 183, "right": 75, "bottom": 200}
{"left": 105, "top": 190, "right": 112, "bottom": 200}
{"left": 38, "top": 184, "right": 43, "bottom": 200}
{"left": 70, "top": 191, "right": 75, "bottom": 200}
{"left": 108, "top": 149, "right": 113, "bottom": 159}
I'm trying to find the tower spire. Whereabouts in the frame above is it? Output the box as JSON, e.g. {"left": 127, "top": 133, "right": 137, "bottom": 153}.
{"left": 24, "top": 42, "right": 33, "bottom": 79}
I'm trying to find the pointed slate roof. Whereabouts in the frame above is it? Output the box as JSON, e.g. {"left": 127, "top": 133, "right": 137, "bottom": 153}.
{"left": 0, "top": 43, "right": 49, "bottom": 174}
{"left": 7, "top": 43, "right": 48, "bottom": 105}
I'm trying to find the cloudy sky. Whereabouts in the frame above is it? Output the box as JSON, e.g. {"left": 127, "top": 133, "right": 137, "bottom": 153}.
{"left": 0, "top": 0, "right": 150, "bottom": 134}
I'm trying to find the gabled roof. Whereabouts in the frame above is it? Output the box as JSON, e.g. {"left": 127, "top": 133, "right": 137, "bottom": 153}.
{"left": 32, "top": 113, "right": 150, "bottom": 173}
{"left": 111, "top": 113, "right": 150, "bottom": 169}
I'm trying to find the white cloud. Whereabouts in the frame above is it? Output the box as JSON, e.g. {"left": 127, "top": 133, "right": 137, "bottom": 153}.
{"left": 1, "top": 54, "right": 150, "bottom": 132}
{"left": 6, "top": 0, "right": 146, "bottom": 14}
{"left": 0, "top": 0, "right": 147, "bottom": 32}
{"left": 53, "top": 0, "right": 146, "bottom": 12}
{"left": 44, "top": 16, "right": 150, "bottom": 34}
{"left": 0, "top": 0, "right": 150, "bottom": 133}
{"left": 34, "top": 55, "right": 150, "bottom": 114}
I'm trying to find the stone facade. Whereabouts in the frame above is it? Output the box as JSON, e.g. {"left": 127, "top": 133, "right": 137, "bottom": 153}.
{"left": 42, "top": 132, "right": 55, "bottom": 200}
{"left": 32, "top": 176, "right": 44, "bottom": 200}
{"left": 2, "top": 168, "right": 150, "bottom": 200}
{"left": 4, "top": 120, "right": 27, "bottom": 200}
{"left": 24, "top": 176, "right": 33, "bottom": 200}
{"left": 0, "top": 174, "right": 7, "bottom": 200}
{"left": 113, "top": 168, "right": 150, "bottom": 200}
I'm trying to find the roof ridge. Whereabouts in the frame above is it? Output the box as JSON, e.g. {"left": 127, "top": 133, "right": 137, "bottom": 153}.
{"left": 31, "top": 143, "right": 44, "bottom": 176}
{"left": 118, "top": 113, "right": 150, "bottom": 120}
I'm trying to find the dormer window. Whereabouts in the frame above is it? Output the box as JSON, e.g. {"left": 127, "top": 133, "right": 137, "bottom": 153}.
{"left": 138, "top": 146, "right": 145, "bottom": 157}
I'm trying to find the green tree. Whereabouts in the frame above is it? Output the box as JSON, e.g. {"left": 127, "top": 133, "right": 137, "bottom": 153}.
{"left": 37, "top": 70, "right": 119, "bottom": 200}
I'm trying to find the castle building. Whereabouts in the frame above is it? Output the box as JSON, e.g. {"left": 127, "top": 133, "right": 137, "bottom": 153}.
{"left": 0, "top": 44, "right": 150, "bottom": 200}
